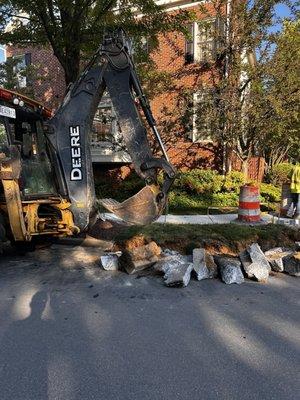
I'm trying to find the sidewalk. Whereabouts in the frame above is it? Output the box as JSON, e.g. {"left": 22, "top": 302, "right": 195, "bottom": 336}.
{"left": 102, "top": 212, "right": 299, "bottom": 227}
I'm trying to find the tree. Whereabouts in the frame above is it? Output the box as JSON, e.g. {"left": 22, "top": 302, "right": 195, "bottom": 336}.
{"left": 191, "top": 0, "right": 298, "bottom": 175}
{"left": 0, "top": 0, "right": 190, "bottom": 85}
{"left": 262, "top": 19, "right": 300, "bottom": 167}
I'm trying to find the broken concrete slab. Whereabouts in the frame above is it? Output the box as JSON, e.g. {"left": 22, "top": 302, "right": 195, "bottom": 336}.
{"left": 214, "top": 256, "right": 244, "bottom": 284}
{"left": 193, "top": 249, "right": 209, "bottom": 280}
{"left": 100, "top": 252, "right": 121, "bottom": 271}
{"left": 248, "top": 243, "right": 271, "bottom": 272}
{"left": 193, "top": 248, "right": 218, "bottom": 280}
{"left": 239, "top": 244, "right": 270, "bottom": 282}
{"left": 264, "top": 248, "right": 293, "bottom": 272}
{"left": 283, "top": 253, "right": 300, "bottom": 277}
{"left": 119, "top": 241, "right": 162, "bottom": 275}
{"left": 162, "top": 249, "right": 182, "bottom": 257}
{"left": 153, "top": 255, "right": 187, "bottom": 273}
{"left": 164, "top": 262, "right": 194, "bottom": 288}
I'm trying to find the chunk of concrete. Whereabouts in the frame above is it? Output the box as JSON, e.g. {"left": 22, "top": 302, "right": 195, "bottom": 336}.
{"left": 214, "top": 256, "right": 244, "bottom": 284}
{"left": 193, "top": 248, "right": 218, "bottom": 280}
{"left": 164, "top": 262, "right": 194, "bottom": 288}
{"left": 239, "top": 244, "right": 270, "bottom": 282}
{"left": 100, "top": 252, "right": 121, "bottom": 271}
{"left": 248, "top": 244, "right": 271, "bottom": 272}
{"left": 154, "top": 254, "right": 187, "bottom": 273}
{"left": 283, "top": 253, "right": 300, "bottom": 277}
{"left": 119, "top": 241, "right": 162, "bottom": 274}
{"left": 162, "top": 249, "right": 182, "bottom": 257}
{"left": 264, "top": 248, "right": 293, "bottom": 272}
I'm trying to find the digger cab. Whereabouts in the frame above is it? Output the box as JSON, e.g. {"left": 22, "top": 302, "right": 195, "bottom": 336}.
{"left": 0, "top": 88, "right": 76, "bottom": 242}
{"left": 0, "top": 88, "right": 56, "bottom": 200}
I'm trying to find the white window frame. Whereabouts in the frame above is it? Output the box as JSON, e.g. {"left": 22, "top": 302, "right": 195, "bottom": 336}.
{"left": 191, "top": 92, "right": 213, "bottom": 143}
{"left": 13, "top": 55, "right": 27, "bottom": 88}
{"left": 186, "top": 17, "right": 224, "bottom": 64}
{"left": 194, "top": 18, "right": 216, "bottom": 63}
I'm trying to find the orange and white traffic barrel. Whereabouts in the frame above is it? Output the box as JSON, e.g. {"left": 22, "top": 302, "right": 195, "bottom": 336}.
{"left": 238, "top": 185, "right": 261, "bottom": 223}
{"left": 280, "top": 183, "right": 292, "bottom": 217}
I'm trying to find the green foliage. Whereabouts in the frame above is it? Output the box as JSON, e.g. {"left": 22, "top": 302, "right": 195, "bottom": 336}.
{"left": 95, "top": 168, "right": 282, "bottom": 214}
{"left": 0, "top": 0, "right": 191, "bottom": 84}
{"left": 263, "top": 20, "right": 300, "bottom": 165}
{"left": 223, "top": 171, "right": 246, "bottom": 192}
{"left": 95, "top": 171, "right": 144, "bottom": 203}
{"left": 260, "top": 183, "right": 281, "bottom": 203}
{"left": 173, "top": 169, "right": 223, "bottom": 194}
{"left": 266, "top": 163, "right": 294, "bottom": 186}
{"left": 191, "top": 1, "right": 298, "bottom": 168}
{"left": 168, "top": 190, "right": 239, "bottom": 211}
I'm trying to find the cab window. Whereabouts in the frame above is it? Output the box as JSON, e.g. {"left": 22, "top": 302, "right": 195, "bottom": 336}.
{"left": 0, "top": 119, "right": 8, "bottom": 146}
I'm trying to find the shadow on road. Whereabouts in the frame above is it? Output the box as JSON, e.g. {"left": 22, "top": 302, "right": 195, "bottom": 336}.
{"left": 0, "top": 246, "right": 299, "bottom": 400}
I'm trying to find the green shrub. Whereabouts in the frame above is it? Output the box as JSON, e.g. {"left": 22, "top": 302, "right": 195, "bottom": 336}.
{"left": 168, "top": 190, "right": 239, "bottom": 211}
{"left": 223, "top": 171, "right": 245, "bottom": 193}
{"left": 211, "top": 192, "right": 239, "bottom": 207}
{"left": 267, "top": 163, "right": 293, "bottom": 186}
{"left": 168, "top": 191, "right": 203, "bottom": 210}
{"left": 95, "top": 167, "right": 281, "bottom": 214}
{"left": 173, "top": 169, "right": 223, "bottom": 194}
{"left": 260, "top": 183, "right": 281, "bottom": 203}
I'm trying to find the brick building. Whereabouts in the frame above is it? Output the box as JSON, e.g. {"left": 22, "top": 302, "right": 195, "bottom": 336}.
{"left": 2, "top": 0, "right": 264, "bottom": 180}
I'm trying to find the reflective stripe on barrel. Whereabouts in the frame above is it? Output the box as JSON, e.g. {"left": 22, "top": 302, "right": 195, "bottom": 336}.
{"left": 238, "top": 185, "right": 261, "bottom": 222}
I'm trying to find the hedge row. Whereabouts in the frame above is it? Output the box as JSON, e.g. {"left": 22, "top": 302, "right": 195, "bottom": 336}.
{"left": 95, "top": 168, "right": 282, "bottom": 212}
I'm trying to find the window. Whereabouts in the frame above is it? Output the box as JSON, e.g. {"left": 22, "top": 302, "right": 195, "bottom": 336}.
{"left": 196, "top": 19, "right": 216, "bottom": 63}
{"left": 185, "top": 18, "right": 224, "bottom": 64}
{"left": 0, "top": 120, "right": 8, "bottom": 146}
{"left": 11, "top": 52, "right": 31, "bottom": 88}
{"left": 141, "top": 36, "right": 150, "bottom": 54}
{"left": 185, "top": 24, "right": 194, "bottom": 64}
{"left": 191, "top": 91, "right": 213, "bottom": 143}
{"left": 91, "top": 93, "right": 118, "bottom": 147}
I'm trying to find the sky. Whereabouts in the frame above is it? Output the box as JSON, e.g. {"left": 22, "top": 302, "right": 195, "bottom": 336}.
{"left": 272, "top": 3, "right": 294, "bottom": 32}
{"left": 0, "top": 2, "right": 294, "bottom": 63}
{"left": 0, "top": 45, "right": 5, "bottom": 62}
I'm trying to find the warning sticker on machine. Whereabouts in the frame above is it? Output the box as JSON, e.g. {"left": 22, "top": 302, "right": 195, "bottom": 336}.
{"left": 0, "top": 105, "right": 16, "bottom": 119}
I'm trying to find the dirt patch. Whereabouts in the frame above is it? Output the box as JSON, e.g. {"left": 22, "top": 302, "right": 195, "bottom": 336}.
{"left": 88, "top": 219, "right": 128, "bottom": 241}
{"left": 121, "top": 235, "right": 150, "bottom": 251}
{"left": 114, "top": 224, "right": 300, "bottom": 256}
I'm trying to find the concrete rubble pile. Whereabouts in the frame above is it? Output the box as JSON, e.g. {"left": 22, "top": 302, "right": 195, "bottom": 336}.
{"left": 98, "top": 240, "right": 300, "bottom": 288}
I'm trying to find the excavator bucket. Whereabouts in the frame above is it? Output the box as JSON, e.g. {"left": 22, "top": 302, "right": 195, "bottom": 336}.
{"left": 100, "top": 185, "right": 165, "bottom": 225}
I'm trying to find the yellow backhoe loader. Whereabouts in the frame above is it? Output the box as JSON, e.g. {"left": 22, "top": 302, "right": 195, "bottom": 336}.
{"left": 0, "top": 30, "right": 175, "bottom": 249}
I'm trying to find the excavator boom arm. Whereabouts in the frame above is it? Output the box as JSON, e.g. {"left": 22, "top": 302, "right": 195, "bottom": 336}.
{"left": 48, "top": 29, "right": 175, "bottom": 230}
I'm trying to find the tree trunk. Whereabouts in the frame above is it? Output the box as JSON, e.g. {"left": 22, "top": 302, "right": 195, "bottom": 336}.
{"left": 64, "top": 56, "right": 81, "bottom": 86}
{"left": 241, "top": 159, "right": 248, "bottom": 180}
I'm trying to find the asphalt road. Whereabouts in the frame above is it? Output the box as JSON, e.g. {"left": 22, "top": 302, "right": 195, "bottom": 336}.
{"left": 0, "top": 244, "right": 299, "bottom": 400}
